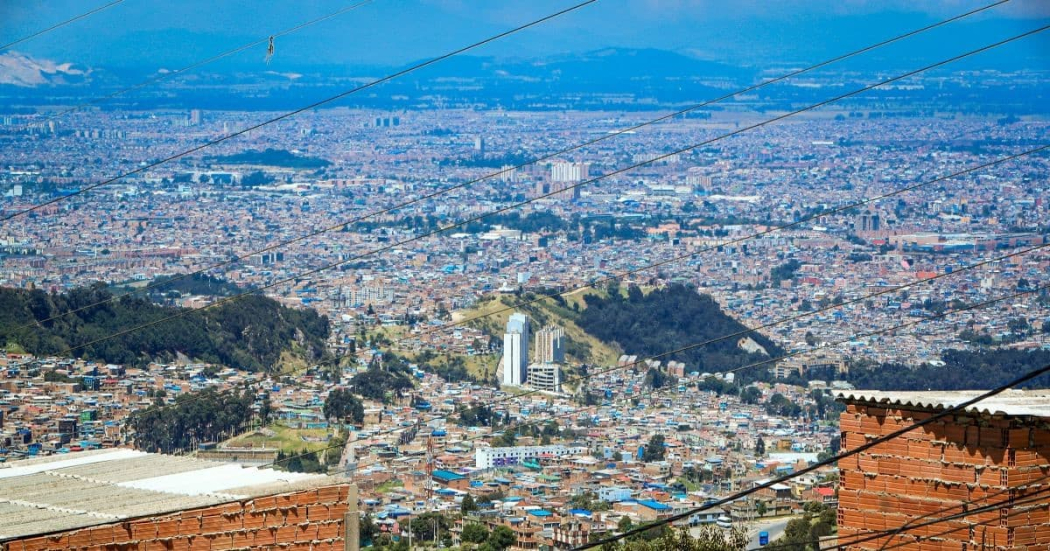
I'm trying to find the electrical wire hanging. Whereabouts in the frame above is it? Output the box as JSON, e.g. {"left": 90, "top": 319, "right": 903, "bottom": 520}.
{"left": 8, "top": 0, "right": 1016, "bottom": 336}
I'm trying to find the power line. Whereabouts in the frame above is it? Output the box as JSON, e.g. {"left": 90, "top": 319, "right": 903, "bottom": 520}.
{"left": 259, "top": 261, "right": 1048, "bottom": 471}
{"left": 387, "top": 143, "right": 1050, "bottom": 354}
{"left": 26, "top": 0, "right": 375, "bottom": 128}
{"left": 573, "top": 361, "right": 1050, "bottom": 549}
{"left": 10, "top": 0, "right": 1013, "bottom": 334}
{"left": 0, "top": 0, "right": 125, "bottom": 52}
{"left": 0, "top": 0, "right": 600, "bottom": 223}
{"left": 25, "top": 28, "right": 1049, "bottom": 366}
{"left": 751, "top": 479, "right": 1050, "bottom": 551}
{"left": 724, "top": 284, "right": 1050, "bottom": 376}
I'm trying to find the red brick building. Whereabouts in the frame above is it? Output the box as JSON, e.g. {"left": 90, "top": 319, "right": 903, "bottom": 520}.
{"left": 0, "top": 449, "right": 357, "bottom": 551}
{"left": 837, "top": 390, "right": 1050, "bottom": 550}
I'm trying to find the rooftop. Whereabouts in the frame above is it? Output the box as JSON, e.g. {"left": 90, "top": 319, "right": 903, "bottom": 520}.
{"left": 835, "top": 389, "right": 1050, "bottom": 418}
{"left": 0, "top": 448, "right": 338, "bottom": 542}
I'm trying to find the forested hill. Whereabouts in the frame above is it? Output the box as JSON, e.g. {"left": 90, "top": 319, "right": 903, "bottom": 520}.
{"left": 846, "top": 348, "right": 1050, "bottom": 390}
{"left": 0, "top": 283, "right": 329, "bottom": 371}
{"left": 578, "top": 283, "right": 783, "bottom": 373}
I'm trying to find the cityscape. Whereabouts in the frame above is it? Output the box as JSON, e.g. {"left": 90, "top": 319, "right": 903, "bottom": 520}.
{"left": 1, "top": 1, "right": 1049, "bottom": 550}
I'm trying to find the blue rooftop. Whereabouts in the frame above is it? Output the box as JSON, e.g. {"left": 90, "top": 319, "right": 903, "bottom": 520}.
{"left": 638, "top": 500, "right": 671, "bottom": 511}
{"left": 528, "top": 509, "right": 553, "bottom": 517}
{"left": 433, "top": 470, "right": 466, "bottom": 482}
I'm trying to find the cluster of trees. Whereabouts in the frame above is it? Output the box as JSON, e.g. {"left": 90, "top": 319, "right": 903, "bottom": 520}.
{"left": 140, "top": 273, "right": 244, "bottom": 301}
{"left": 275, "top": 448, "right": 326, "bottom": 473}
{"left": 128, "top": 388, "right": 254, "bottom": 453}
{"left": 0, "top": 283, "right": 329, "bottom": 371}
{"left": 769, "top": 259, "right": 802, "bottom": 286}
{"left": 603, "top": 525, "right": 747, "bottom": 551}
{"left": 578, "top": 284, "right": 782, "bottom": 373}
{"left": 460, "top": 524, "right": 516, "bottom": 550}
{"left": 204, "top": 148, "right": 331, "bottom": 169}
{"left": 349, "top": 353, "right": 415, "bottom": 403}
{"left": 847, "top": 348, "right": 1050, "bottom": 390}
{"left": 765, "top": 393, "right": 803, "bottom": 418}
{"left": 323, "top": 388, "right": 365, "bottom": 423}
{"left": 642, "top": 434, "right": 666, "bottom": 462}
{"left": 778, "top": 502, "right": 837, "bottom": 551}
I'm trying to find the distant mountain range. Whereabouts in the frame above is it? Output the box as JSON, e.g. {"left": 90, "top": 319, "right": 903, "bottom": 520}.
{"left": 1, "top": 46, "right": 1046, "bottom": 114}
{"left": 0, "top": 51, "right": 92, "bottom": 87}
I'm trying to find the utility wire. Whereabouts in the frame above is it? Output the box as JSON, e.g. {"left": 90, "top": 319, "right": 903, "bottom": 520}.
{"left": 0, "top": 0, "right": 125, "bottom": 52}
{"left": 0, "top": 0, "right": 599, "bottom": 222}
{"left": 385, "top": 143, "right": 1050, "bottom": 355}
{"left": 8, "top": 0, "right": 1010, "bottom": 331}
{"left": 23, "top": 0, "right": 375, "bottom": 128}
{"left": 723, "top": 284, "right": 1050, "bottom": 376}
{"left": 751, "top": 480, "right": 1050, "bottom": 551}
{"left": 260, "top": 260, "right": 1048, "bottom": 470}
{"left": 573, "top": 361, "right": 1050, "bottom": 549}
{"left": 25, "top": 27, "right": 1049, "bottom": 365}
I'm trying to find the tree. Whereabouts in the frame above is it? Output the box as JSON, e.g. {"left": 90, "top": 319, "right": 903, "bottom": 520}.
{"left": 462, "top": 523, "right": 489, "bottom": 544}
{"left": 360, "top": 514, "right": 378, "bottom": 547}
{"left": 323, "top": 388, "right": 364, "bottom": 423}
{"left": 642, "top": 434, "right": 666, "bottom": 462}
{"left": 488, "top": 526, "right": 516, "bottom": 550}
{"left": 740, "top": 386, "right": 761, "bottom": 405}
{"left": 756, "top": 501, "right": 767, "bottom": 517}
{"left": 461, "top": 494, "right": 479, "bottom": 514}
{"left": 618, "top": 516, "right": 634, "bottom": 533}
{"left": 612, "top": 527, "right": 747, "bottom": 551}
{"left": 409, "top": 512, "right": 450, "bottom": 543}
{"left": 755, "top": 437, "right": 766, "bottom": 456}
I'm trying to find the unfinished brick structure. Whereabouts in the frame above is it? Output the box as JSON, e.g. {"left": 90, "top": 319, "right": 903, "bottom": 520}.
{"left": 0, "top": 449, "right": 356, "bottom": 551}
{"left": 837, "top": 390, "right": 1050, "bottom": 550}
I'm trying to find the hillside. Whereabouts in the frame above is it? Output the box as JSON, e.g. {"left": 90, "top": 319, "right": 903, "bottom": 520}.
{"left": 0, "top": 283, "right": 330, "bottom": 371}
{"left": 456, "top": 292, "right": 623, "bottom": 369}
{"left": 577, "top": 283, "right": 784, "bottom": 374}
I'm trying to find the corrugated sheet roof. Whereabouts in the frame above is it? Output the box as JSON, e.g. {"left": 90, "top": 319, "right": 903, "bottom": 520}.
{"left": 835, "top": 389, "right": 1050, "bottom": 418}
{"left": 0, "top": 448, "right": 339, "bottom": 542}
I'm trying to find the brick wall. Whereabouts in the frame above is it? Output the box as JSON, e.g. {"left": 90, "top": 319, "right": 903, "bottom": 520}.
{"left": 4, "top": 484, "right": 351, "bottom": 551}
{"left": 838, "top": 403, "right": 1050, "bottom": 550}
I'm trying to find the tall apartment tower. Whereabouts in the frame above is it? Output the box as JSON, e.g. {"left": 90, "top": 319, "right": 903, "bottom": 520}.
{"left": 534, "top": 325, "right": 565, "bottom": 364}
{"left": 502, "top": 313, "right": 530, "bottom": 386}
{"left": 550, "top": 161, "right": 589, "bottom": 183}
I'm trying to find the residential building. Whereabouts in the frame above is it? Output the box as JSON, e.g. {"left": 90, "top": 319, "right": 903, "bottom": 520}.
{"left": 503, "top": 313, "right": 530, "bottom": 387}
{"left": 534, "top": 325, "right": 565, "bottom": 364}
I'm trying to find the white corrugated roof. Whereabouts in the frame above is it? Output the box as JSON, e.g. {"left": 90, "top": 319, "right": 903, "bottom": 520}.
{"left": 0, "top": 448, "right": 341, "bottom": 542}
{"left": 835, "top": 389, "right": 1050, "bottom": 418}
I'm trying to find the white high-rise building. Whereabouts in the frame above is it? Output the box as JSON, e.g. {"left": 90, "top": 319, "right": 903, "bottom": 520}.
{"left": 502, "top": 313, "right": 530, "bottom": 386}
{"left": 534, "top": 325, "right": 565, "bottom": 364}
{"left": 550, "top": 161, "right": 589, "bottom": 183}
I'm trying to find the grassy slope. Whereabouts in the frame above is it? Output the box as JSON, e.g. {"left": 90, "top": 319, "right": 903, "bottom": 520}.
{"left": 456, "top": 292, "right": 622, "bottom": 368}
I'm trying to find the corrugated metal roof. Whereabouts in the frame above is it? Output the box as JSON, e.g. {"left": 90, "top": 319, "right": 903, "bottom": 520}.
{"left": 835, "top": 389, "right": 1050, "bottom": 418}
{"left": 0, "top": 448, "right": 340, "bottom": 542}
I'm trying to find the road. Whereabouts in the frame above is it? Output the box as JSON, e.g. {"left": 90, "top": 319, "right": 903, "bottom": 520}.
{"left": 746, "top": 517, "right": 794, "bottom": 548}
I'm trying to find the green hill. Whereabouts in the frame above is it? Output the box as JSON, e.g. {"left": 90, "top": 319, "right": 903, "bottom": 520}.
{"left": 0, "top": 283, "right": 329, "bottom": 371}
{"left": 578, "top": 283, "right": 783, "bottom": 374}
{"left": 455, "top": 291, "right": 623, "bottom": 369}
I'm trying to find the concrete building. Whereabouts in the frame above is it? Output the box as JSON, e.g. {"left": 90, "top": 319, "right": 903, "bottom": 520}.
{"left": 503, "top": 313, "right": 530, "bottom": 387}
{"left": 773, "top": 350, "right": 848, "bottom": 379}
{"left": 475, "top": 444, "right": 587, "bottom": 469}
{"left": 534, "top": 325, "right": 565, "bottom": 364}
{"left": 526, "top": 362, "right": 562, "bottom": 393}
{"left": 836, "top": 390, "right": 1050, "bottom": 550}
{"left": 0, "top": 448, "right": 356, "bottom": 550}
{"left": 550, "top": 161, "right": 589, "bottom": 183}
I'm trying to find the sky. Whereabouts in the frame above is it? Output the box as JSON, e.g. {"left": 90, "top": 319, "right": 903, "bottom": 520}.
{"left": 0, "top": 0, "right": 1047, "bottom": 72}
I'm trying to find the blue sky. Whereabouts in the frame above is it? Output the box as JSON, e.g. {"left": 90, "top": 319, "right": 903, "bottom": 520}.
{"left": 1, "top": 0, "right": 1047, "bottom": 69}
